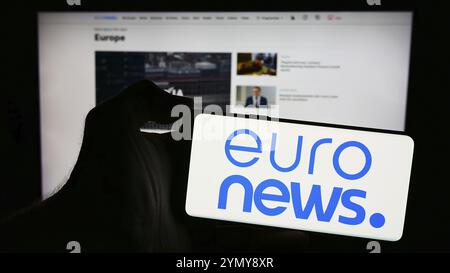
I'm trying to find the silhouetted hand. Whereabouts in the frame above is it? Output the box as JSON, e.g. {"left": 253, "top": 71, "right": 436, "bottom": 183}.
{"left": 0, "top": 80, "right": 308, "bottom": 252}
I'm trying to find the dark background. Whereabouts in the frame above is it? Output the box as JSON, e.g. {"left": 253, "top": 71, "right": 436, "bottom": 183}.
{"left": 4, "top": 0, "right": 450, "bottom": 252}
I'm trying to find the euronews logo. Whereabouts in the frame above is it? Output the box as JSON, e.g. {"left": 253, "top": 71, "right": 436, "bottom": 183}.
{"left": 217, "top": 129, "right": 385, "bottom": 229}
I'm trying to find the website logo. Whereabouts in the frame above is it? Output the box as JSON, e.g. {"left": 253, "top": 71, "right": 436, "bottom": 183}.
{"left": 218, "top": 129, "right": 380, "bottom": 228}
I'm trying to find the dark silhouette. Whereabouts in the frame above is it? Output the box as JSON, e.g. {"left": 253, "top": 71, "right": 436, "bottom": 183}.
{"left": 0, "top": 80, "right": 307, "bottom": 252}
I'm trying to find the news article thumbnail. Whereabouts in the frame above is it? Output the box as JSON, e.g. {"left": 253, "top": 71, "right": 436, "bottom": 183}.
{"left": 235, "top": 85, "right": 277, "bottom": 108}
{"left": 96, "top": 51, "right": 232, "bottom": 130}
{"left": 237, "top": 52, "right": 277, "bottom": 76}
{"left": 96, "top": 51, "right": 232, "bottom": 108}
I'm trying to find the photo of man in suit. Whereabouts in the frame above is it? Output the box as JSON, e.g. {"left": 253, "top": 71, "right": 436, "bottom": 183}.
{"left": 245, "top": 86, "right": 268, "bottom": 108}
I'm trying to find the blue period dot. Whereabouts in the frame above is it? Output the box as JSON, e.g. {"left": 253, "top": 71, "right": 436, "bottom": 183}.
{"left": 370, "top": 213, "right": 385, "bottom": 228}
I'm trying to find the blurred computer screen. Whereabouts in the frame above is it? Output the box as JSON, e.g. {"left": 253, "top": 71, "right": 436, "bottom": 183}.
{"left": 38, "top": 11, "right": 412, "bottom": 196}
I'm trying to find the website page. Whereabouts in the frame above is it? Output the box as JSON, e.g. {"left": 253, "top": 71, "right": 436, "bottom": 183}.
{"left": 38, "top": 12, "right": 412, "bottom": 196}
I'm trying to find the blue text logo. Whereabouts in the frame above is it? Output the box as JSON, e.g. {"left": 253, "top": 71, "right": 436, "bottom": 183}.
{"left": 218, "top": 129, "right": 385, "bottom": 229}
